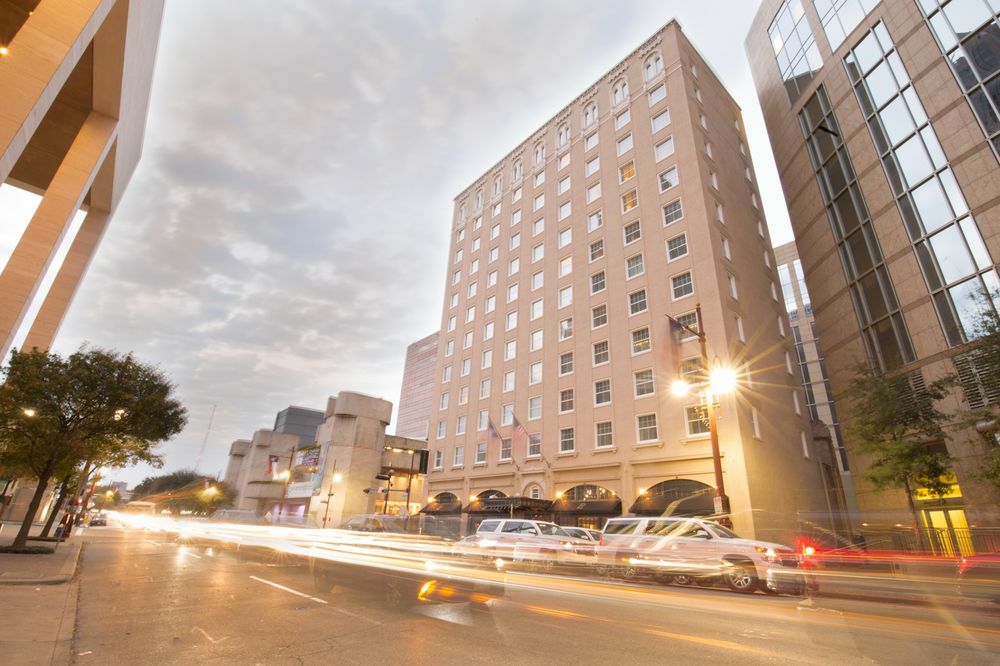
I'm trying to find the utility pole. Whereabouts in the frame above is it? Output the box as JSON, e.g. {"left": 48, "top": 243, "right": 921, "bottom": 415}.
{"left": 194, "top": 404, "right": 216, "bottom": 473}
{"left": 321, "top": 461, "right": 338, "bottom": 529}
{"left": 693, "top": 304, "right": 731, "bottom": 527}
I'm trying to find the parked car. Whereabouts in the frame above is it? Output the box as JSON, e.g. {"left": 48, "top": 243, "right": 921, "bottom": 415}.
{"left": 957, "top": 554, "right": 1000, "bottom": 603}
{"left": 599, "top": 516, "right": 806, "bottom": 595}
{"left": 341, "top": 514, "right": 407, "bottom": 533}
{"left": 561, "top": 527, "right": 603, "bottom": 543}
{"left": 454, "top": 519, "right": 593, "bottom": 568}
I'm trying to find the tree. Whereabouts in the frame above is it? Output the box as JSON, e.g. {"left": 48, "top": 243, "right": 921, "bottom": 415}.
{"left": 956, "top": 290, "right": 1000, "bottom": 496}
{"left": 845, "top": 362, "right": 954, "bottom": 542}
{"left": 0, "top": 347, "right": 187, "bottom": 548}
{"left": 131, "top": 469, "right": 203, "bottom": 499}
{"left": 130, "top": 470, "right": 232, "bottom": 515}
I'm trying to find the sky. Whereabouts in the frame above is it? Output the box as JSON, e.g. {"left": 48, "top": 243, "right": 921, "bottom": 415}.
{"left": 2, "top": 0, "right": 790, "bottom": 486}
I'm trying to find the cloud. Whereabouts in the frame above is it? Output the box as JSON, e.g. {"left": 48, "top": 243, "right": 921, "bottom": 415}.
{"left": 52, "top": 0, "right": 789, "bottom": 485}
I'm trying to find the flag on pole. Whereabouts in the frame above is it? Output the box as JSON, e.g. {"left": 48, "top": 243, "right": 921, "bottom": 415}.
{"left": 267, "top": 455, "right": 280, "bottom": 477}
{"left": 487, "top": 418, "right": 501, "bottom": 452}
{"left": 666, "top": 315, "right": 689, "bottom": 377}
{"left": 512, "top": 414, "right": 529, "bottom": 450}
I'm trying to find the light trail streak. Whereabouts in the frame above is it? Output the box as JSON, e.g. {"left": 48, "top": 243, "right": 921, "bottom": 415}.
{"left": 108, "top": 511, "right": 1000, "bottom": 650}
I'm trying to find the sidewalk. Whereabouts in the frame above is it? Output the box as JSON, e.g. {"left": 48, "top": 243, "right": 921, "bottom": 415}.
{"left": 0, "top": 521, "right": 84, "bottom": 665}
{"left": 0, "top": 521, "right": 83, "bottom": 585}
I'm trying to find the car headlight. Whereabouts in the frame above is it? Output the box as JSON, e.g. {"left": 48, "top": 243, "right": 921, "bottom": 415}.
{"left": 755, "top": 545, "right": 779, "bottom": 562}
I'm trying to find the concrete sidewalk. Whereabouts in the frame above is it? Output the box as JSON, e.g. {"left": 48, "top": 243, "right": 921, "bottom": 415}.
{"left": 0, "top": 523, "right": 84, "bottom": 665}
{"left": 0, "top": 521, "right": 83, "bottom": 585}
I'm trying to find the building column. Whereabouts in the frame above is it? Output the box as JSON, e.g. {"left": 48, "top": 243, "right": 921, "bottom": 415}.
{"left": 0, "top": 111, "right": 116, "bottom": 358}
{"left": 0, "top": 0, "right": 114, "bottom": 183}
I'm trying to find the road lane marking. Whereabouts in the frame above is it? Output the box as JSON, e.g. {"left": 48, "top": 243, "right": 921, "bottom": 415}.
{"left": 191, "top": 627, "right": 227, "bottom": 644}
{"left": 144, "top": 540, "right": 160, "bottom": 546}
{"left": 643, "top": 628, "right": 809, "bottom": 662}
{"left": 180, "top": 550, "right": 201, "bottom": 559}
{"left": 249, "top": 575, "right": 328, "bottom": 604}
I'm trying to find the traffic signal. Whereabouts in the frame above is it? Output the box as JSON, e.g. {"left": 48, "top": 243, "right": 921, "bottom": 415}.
{"left": 379, "top": 487, "right": 388, "bottom": 495}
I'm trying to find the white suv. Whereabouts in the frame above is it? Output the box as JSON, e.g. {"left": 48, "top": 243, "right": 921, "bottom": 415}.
{"left": 454, "top": 519, "right": 593, "bottom": 568}
{"left": 600, "top": 516, "right": 805, "bottom": 595}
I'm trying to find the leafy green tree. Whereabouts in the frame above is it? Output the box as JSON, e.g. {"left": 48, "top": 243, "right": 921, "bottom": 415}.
{"left": 131, "top": 471, "right": 231, "bottom": 514}
{"left": 0, "top": 348, "right": 186, "bottom": 548}
{"left": 131, "top": 469, "right": 203, "bottom": 499}
{"left": 845, "top": 363, "right": 954, "bottom": 540}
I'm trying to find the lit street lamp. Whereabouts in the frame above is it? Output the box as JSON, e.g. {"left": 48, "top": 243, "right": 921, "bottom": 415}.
{"left": 668, "top": 304, "right": 738, "bottom": 527}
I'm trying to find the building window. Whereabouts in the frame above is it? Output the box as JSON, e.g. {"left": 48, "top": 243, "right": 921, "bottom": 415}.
{"left": 459, "top": 386, "right": 469, "bottom": 404}
{"left": 493, "top": 202, "right": 502, "bottom": 217}
{"left": 587, "top": 210, "right": 603, "bottom": 232}
{"left": 634, "top": 368, "right": 654, "bottom": 396}
{"left": 464, "top": 331, "right": 473, "bottom": 349}
{"left": 590, "top": 239, "right": 605, "bottom": 261}
{"left": 504, "top": 339, "right": 516, "bottom": 360}
{"left": 584, "top": 132, "right": 599, "bottom": 151}
{"left": 644, "top": 52, "right": 664, "bottom": 80}
{"left": 737, "top": 315, "right": 746, "bottom": 342}
{"left": 559, "top": 317, "right": 573, "bottom": 340}
{"left": 558, "top": 286, "right": 573, "bottom": 308}
{"left": 559, "top": 256, "right": 572, "bottom": 277}
{"left": 595, "top": 379, "right": 612, "bottom": 405}
{"left": 626, "top": 253, "right": 644, "bottom": 278}
{"left": 558, "top": 201, "right": 572, "bottom": 221}
{"left": 442, "top": 365, "right": 452, "bottom": 382}
{"left": 617, "top": 133, "right": 634, "bottom": 156}
{"left": 534, "top": 141, "right": 545, "bottom": 166}
{"left": 722, "top": 237, "right": 731, "bottom": 261}
{"left": 658, "top": 166, "right": 678, "bottom": 192}
{"left": 532, "top": 218, "right": 544, "bottom": 237}
{"left": 456, "top": 415, "right": 467, "bottom": 434}
{"left": 506, "top": 310, "right": 517, "bottom": 331}
{"left": 500, "top": 438, "right": 512, "bottom": 461}
{"left": 672, "top": 272, "right": 694, "bottom": 299}
{"left": 728, "top": 274, "right": 739, "bottom": 300}
{"left": 585, "top": 156, "right": 600, "bottom": 177}
{"left": 621, "top": 190, "right": 639, "bottom": 213}
{"left": 533, "top": 193, "right": 544, "bottom": 211}
{"left": 440, "top": 392, "right": 449, "bottom": 410}
{"left": 528, "top": 434, "right": 541, "bottom": 457}
{"left": 559, "top": 427, "right": 575, "bottom": 452}
{"left": 445, "top": 339, "right": 454, "bottom": 356}
{"left": 654, "top": 136, "right": 674, "bottom": 161}
{"left": 652, "top": 108, "right": 671, "bottom": 133}
{"left": 629, "top": 289, "right": 648, "bottom": 315}
{"left": 532, "top": 244, "right": 544, "bottom": 263}
{"left": 475, "top": 441, "right": 487, "bottom": 464}
{"left": 433, "top": 450, "right": 443, "bottom": 469}
{"left": 481, "top": 377, "right": 491, "bottom": 398}
{"left": 534, "top": 171, "right": 545, "bottom": 187}
{"left": 615, "top": 108, "right": 631, "bottom": 129}
{"left": 556, "top": 123, "right": 570, "bottom": 149}
{"left": 596, "top": 421, "right": 614, "bottom": 448}
{"left": 623, "top": 221, "right": 641, "bottom": 244}
{"left": 482, "top": 349, "right": 492, "bottom": 369}
{"left": 583, "top": 102, "right": 598, "bottom": 128}
{"left": 453, "top": 446, "right": 464, "bottom": 466}
{"left": 587, "top": 182, "right": 602, "bottom": 203}
{"left": 920, "top": 0, "right": 1000, "bottom": 160}
{"left": 558, "top": 176, "right": 571, "bottom": 195}
{"left": 592, "top": 304, "right": 608, "bottom": 328}
{"left": 528, "top": 396, "right": 542, "bottom": 419}
{"left": 560, "top": 388, "right": 574, "bottom": 413}
{"left": 437, "top": 420, "right": 447, "bottom": 439}
{"left": 530, "top": 329, "right": 543, "bottom": 351}
{"left": 817, "top": 0, "right": 880, "bottom": 50}
{"left": 686, "top": 406, "right": 710, "bottom": 437}
{"left": 845, "top": 22, "right": 998, "bottom": 349}
{"left": 507, "top": 283, "right": 518, "bottom": 302}
{"left": 461, "top": 358, "right": 471, "bottom": 376}
{"left": 619, "top": 161, "right": 635, "bottom": 183}
{"left": 591, "top": 271, "right": 606, "bottom": 294}
{"left": 632, "top": 327, "right": 651, "bottom": 354}
{"left": 636, "top": 414, "right": 658, "bottom": 442}
{"left": 667, "top": 233, "right": 688, "bottom": 261}
{"left": 530, "top": 361, "right": 542, "bottom": 384}
{"left": 558, "top": 227, "right": 572, "bottom": 248}
{"left": 593, "top": 340, "right": 610, "bottom": 365}
{"left": 648, "top": 83, "right": 666, "bottom": 105}
{"left": 663, "top": 199, "right": 683, "bottom": 225}
{"left": 559, "top": 351, "right": 574, "bottom": 375}
{"left": 612, "top": 78, "right": 629, "bottom": 106}
{"left": 501, "top": 404, "right": 513, "bottom": 425}
{"left": 768, "top": 0, "right": 821, "bottom": 102}
{"left": 710, "top": 171, "right": 718, "bottom": 189}
{"left": 503, "top": 370, "right": 515, "bottom": 392}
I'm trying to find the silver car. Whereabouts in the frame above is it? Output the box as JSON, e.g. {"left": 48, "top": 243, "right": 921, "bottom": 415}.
{"left": 455, "top": 519, "right": 592, "bottom": 568}
{"left": 599, "top": 516, "right": 806, "bottom": 595}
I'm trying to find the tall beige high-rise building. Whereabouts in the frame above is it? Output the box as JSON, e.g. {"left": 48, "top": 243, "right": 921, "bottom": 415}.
{"left": 747, "top": 0, "right": 1000, "bottom": 548}
{"left": 395, "top": 331, "right": 439, "bottom": 439}
{"left": 424, "top": 20, "right": 834, "bottom": 542}
{"left": 0, "top": 0, "right": 163, "bottom": 359}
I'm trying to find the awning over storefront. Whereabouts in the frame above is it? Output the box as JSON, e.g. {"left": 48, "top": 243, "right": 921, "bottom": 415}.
{"left": 464, "top": 496, "right": 552, "bottom": 514}
{"left": 551, "top": 497, "right": 622, "bottom": 515}
{"left": 420, "top": 492, "right": 463, "bottom": 514}
{"left": 628, "top": 479, "right": 715, "bottom": 516}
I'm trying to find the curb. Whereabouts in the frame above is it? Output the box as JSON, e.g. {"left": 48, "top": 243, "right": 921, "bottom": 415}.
{"left": 0, "top": 540, "right": 82, "bottom": 586}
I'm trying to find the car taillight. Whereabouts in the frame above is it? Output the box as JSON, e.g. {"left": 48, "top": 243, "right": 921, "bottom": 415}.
{"left": 957, "top": 557, "right": 969, "bottom": 574}
{"left": 598, "top": 534, "right": 603, "bottom": 546}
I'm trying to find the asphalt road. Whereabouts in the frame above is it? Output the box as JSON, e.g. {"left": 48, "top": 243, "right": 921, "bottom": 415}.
{"left": 71, "top": 527, "right": 1000, "bottom": 665}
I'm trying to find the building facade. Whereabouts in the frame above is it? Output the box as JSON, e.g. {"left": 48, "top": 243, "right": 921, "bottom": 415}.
{"left": 224, "top": 393, "right": 427, "bottom": 527}
{"left": 395, "top": 331, "right": 439, "bottom": 439}
{"left": 747, "top": 0, "right": 1000, "bottom": 546}
{"left": 0, "top": 0, "right": 163, "bottom": 357}
{"left": 774, "top": 240, "right": 860, "bottom": 519}
{"left": 424, "top": 20, "right": 835, "bottom": 543}
{"left": 273, "top": 405, "right": 325, "bottom": 445}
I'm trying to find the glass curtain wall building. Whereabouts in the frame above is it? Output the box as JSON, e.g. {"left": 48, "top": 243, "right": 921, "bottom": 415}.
{"left": 747, "top": 0, "right": 1000, "bottom": 551}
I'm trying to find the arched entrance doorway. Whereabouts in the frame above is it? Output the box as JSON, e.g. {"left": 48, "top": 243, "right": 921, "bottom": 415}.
{"left": 552, "top": 485, "right": 622, "bottom": 529}
{"left": 416, "top": 491, "right": 464, "bottom": 538}
{"left": 629, "top": 479, "right": 715, "bottom": 517}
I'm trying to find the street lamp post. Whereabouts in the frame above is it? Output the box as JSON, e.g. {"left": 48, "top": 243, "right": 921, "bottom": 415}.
{"left": 321, "top": 462, "right": 339, "bottom": 529}
{"left": 275, "top": 445, "right": 296, "bottom": 525}
{"left": 669, "top": 304, "right": 734, "bottom": 528}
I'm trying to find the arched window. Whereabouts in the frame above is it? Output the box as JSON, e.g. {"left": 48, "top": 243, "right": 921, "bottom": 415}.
{"left": 493, "top": 175, "right": 503, "bottom": 198}
{"left": 475, "top": 489, "right": 506, "bottom": 500}
{"left": 644, "top": 52, "right": 663, "bottom": 81}
{"left": 475, "top": 188, "right": 484, "bottom": 210}
{"left": 563, "top": 484, "right": 617, "bottom": 501}
{"left": 512, "top": 159, "right": 523, "bottom": 182}
{"left": 583, "top": 102, "right": 598, "bottom": 129}
{"left": 612, "top": 78, "right": 629, "bottom": 106}
{"left": 631, "top": 479, "right": 715, "bottom": 516}
{"left": 458, "top": 202, "right": 467, "bottom": 221}
{"left": 533, "top": 142, "right": 545, "bottom": 166}
{"left": 556, "top": 123, "right": 570, "bottom": 149}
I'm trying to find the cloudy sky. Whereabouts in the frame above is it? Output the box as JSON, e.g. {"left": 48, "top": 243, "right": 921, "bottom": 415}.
{"left": 3, "top": 1, "right": 789, "bottom": 486}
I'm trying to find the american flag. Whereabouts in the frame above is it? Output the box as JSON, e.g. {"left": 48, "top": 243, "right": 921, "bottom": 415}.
{"left": 512, "top": 414, "right": 529, "bottom": 450}
{"left": 487, "top": 418, "right": 502, "bottom": 449}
